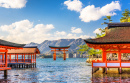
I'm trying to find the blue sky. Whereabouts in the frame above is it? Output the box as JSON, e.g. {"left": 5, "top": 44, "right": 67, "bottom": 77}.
{"left": 0, "top": 0, "right": 129, "bottom": 44}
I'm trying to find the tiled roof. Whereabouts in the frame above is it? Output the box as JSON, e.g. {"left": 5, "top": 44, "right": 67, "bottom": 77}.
{"left": 7, "top": 48, "right": 40, "bottom": 54}
{"left": 84, "top": 23, "right": 130, "bottom": 44}
{"left": 0, "top": 39, "right": 25, "bottom": 47}
{"left": 108, "top": 23, "right": 130, "bottom": 28}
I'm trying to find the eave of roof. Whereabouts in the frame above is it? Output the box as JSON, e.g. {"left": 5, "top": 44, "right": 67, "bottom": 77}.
{"left": 84, "top": 40, "right": 130, "bottom": 44}
{"left": 0, "top": 39, "right": 25, "bottom": 47}
{"left": 23, "top": 46, "right": 38, "bottom": 48}
{"left": 108, "top": 23, "right": 130, "bottom": 29}
{"left": 84, "top": 23, "right": 130, "bottom": 44}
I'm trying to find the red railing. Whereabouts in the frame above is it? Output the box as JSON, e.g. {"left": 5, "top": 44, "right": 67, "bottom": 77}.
{"left": 0, "top": 63, "right": 5, "bottom": 67}
{"left": 0, "top": 59, "right": 2, "bottom": 63}
{"left": 92, "top": 60, "right": 130, "bottom": 68}
{"left": 6, "top": 59, "right": 35, "bottom": 63}
{"left": 32, "top": 59, "right": 36, "bottom": 63}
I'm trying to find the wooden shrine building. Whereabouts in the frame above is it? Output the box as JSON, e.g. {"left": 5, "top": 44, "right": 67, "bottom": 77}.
{"left": 49, "top": 46, "right": 70, "bottom": 60}
{"left": 4, "top": 46, "right": 40, "bottom": 68}
{"left": 0, "top": 39, "right": 25, "bottom": 77}
{"left": 84, "top": 23, "right": 130, "bottom": 74}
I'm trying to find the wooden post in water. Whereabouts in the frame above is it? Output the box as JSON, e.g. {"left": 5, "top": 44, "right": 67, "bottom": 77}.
{"left": 35, "top": 53, "right": 36, "bottom": 67}
{"left": 105, "top": 67, "right": 107, "bottom": 74}
{"left": 102, "top": 68, "right": 105, "bottom": 73}
{"left": 63, "top": 53, "right": 66, "bottom": 60}
{"left": 35, "top": 63, "right": 36, "bottom": 68}
{"left": 4, "top": 70, "right": 7, "bottom": 77}
{"left": 53, "top": 49, "right": 56, "bottom": 60}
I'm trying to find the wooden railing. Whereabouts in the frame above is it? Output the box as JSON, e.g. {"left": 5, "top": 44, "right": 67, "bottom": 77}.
{"left": 32, "top": 59, "right": 36, "bottom": 63}
{"left": 0, "top": 59, "right": 2, "bottom": 63}
{"left": 6, "top": 59, "right": 35, "bottom": 63}
{"left": 92, "top": 60, "right": 130, "bottom": 68}
{"left": 0, "top": 64, "right": 5, "bottom": 67}
{"left": 0, "top": 58, "right": 36, "bottom": 63}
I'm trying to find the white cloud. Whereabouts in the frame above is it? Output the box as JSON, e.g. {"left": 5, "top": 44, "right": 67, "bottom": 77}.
{"left": 71, "top": 27, "right": 83, "bottom": 33}
{"left": 0, "top": 20, "right": 54, "bottom": 43}
{"left": 64, "top": 0, "right": 82, "bottom": 12}
{"left": 93, "top": 28, "right": 101, "bottom": 34}
{"left": 0, "top": 0, "right": 27, "bottom": 8}
{"left": 79, "top": 35, "right": 91, "bottom": 39}
{"left": 0, "top": 20, "right": 93, "bottom": 43}
{"left": 79, "top": 1, "right": 121, "bottom": 22}
{"left": 64, "top": 0, "right": 121, "bottom": 22}
{"left": 66, "top": 34, "right": 92, "bottom": 39}
{"left": 55, "top": 31, "right": 66, "bottom": 36}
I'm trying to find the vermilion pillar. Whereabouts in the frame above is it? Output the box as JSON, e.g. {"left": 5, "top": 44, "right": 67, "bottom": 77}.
{"left": 2, "top": 54, "right": 4, "bottom": 62}
{"left": 33, "top": 54, "right": 34, "bottom": 62}
{"left": 31, "top": 54, "right": 32, "bottom": 63}
{"left": 22, "top": 54, "right": 23, "bottom": 62}
{"left": 15, "top": 54, "right": 16, "bottom": 62}
{"left": 118, "top": 51, "right": 122, "bottom": 74}
{"left": 10, "top": 54, "right": 11, "bottom": 62}
{"left": 17, "top": 54, "right": 18, "bottom": 62}
{"left": 5, "top": 51, "right": 7, "bottom": 67}
{"left": 63, "top": 53, "right": 66, "bottom": 60}
{"left": 35, "top": 53, "right": 36, "bottom": 62}
{"left": 53, "top": 53, "right": 56, "bottom": 60}
{"left": 53, "top": 49, "right": 56, "bottom": 60}
{"left": 24, "top": 54, "right": 25, "bottom": 62}
{"left": 102, "top": 50, "right": 106, "bottom": 62}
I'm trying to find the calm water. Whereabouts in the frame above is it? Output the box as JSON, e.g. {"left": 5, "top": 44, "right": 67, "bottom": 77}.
{"left": 0, "top": 58, "right": 130, "bottom": 83}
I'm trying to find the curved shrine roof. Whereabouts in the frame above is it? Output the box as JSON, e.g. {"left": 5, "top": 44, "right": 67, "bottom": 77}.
{"left": 84, "top": 23, "right": 130, "bottom": 44}
{"left": 0, "top": 39, "right": 25, "bottom": 47}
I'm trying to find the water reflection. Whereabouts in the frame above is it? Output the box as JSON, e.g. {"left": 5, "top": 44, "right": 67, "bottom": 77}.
{"left": 92, "top": 69, "right": 130, "bottom": 83}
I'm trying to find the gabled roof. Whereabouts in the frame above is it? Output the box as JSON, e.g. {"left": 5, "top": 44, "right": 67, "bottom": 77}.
{"left": 7, "top": 47, "right": 40, "bottom": 54}
{"left": 0, "top": 39, "right": 25, "bottom": 47}
{"left": 84, "top": 23, "right": 130, "bottom": 44}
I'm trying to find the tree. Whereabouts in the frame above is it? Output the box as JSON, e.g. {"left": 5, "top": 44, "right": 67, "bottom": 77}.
{"left": 98, "top": 16, "right": 113, "bottom": 38}
{"left": 101, "top": 16, "right": 112, "bottom": 25}
{"left": 120, "top": 9, "right": 130, "bottom": 22}
{"left": 77, "top": 44, "right": 90, "bottom": 55}
{"left": 96, "top": 28, "right": 106, "bottom": 38}
{"left": 88, "top": 48, "right": 102, "bottom": 58}
{"left": 103, "top": 16, "right": 112, "bottom": 23}
{"left": 77, "top": 44, "right": 102, "bottom": 61}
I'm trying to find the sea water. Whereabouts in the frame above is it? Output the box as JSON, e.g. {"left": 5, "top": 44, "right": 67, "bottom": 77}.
{"left": 0, "top": 58, "right": 129, "bottom": 83}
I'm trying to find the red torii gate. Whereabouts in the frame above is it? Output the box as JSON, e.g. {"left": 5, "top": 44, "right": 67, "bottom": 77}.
{"left": 49, "top": 46, "right": 70, "bottom": 60}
